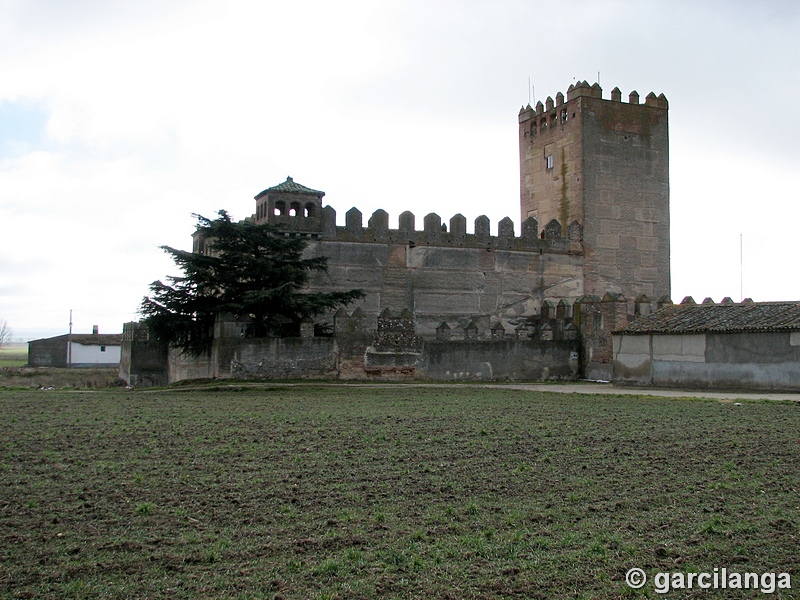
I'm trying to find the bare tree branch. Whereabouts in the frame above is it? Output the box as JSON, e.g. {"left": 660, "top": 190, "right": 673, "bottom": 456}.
{"left": 0, "top": 320, "right": 12, "bottom": 351}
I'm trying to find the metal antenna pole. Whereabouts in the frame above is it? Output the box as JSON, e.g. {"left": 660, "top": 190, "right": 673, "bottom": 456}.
{"left": 740, "top": 233, "right": 743, "bottom": 302}
{"left": 68, "top": 309, "right": 73, "bottom": 367}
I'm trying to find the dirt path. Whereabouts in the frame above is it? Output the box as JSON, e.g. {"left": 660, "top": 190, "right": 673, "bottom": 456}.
{"left": 488, "top": 382, "right": 800, "bottom": 402}
{"left": 159, "top": 379, "right": 800, "bottom": 402}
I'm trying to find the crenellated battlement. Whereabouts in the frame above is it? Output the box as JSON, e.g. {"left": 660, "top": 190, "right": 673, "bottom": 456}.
{"left": 306, "top": 206, "right": 583, "bottom": 254}
{"left": 518, "top": 80, "right": 668, "bottom": 123}
{"left": 248, "top": 178, "right": 582, "bottom": 254}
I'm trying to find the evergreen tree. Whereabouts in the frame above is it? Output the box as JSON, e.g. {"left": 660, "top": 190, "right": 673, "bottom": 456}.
{"left": 140, "top": 211, "right": 364, "bottom": 354}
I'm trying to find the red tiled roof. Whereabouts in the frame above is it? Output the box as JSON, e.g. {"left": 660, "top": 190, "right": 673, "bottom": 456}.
{"left": 254, "top": 176, "right": 325, "bottom": 200}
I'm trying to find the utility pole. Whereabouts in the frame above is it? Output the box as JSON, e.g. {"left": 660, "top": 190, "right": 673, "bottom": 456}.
{"left": 68, "top": 309, "right": 73, "bottom": 367}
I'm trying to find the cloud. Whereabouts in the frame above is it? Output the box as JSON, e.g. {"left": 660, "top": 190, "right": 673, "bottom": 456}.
{"left": 1, "top": 0, "right": 799, "bottom": 336}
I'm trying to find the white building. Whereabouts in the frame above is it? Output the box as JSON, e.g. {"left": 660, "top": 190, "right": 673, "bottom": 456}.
{"left": 28, "top": 327, "right": 122, "bottom": 367}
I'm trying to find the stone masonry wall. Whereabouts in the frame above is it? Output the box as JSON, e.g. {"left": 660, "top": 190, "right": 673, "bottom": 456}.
{"left": 298, "top": 209, "right": 584, "bottom": 338}
{"left": 518, "top": 81, "right": 670, "bottom": 310}
{"left": 120, "top": 322, "right": 169, "bottom": 387}
{"left": 519, "top": 89, "right": 586, "bottom": 228}
{"left": 580, "top": 92, "right": 670, "bottom": 304}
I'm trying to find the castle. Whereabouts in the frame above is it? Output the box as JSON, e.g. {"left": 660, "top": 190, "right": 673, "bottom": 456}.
{"left": 121, "top": 81, "right": 672, "bottom": 386}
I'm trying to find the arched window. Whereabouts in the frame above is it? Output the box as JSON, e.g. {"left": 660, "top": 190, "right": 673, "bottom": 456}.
{"left": 305, "top": 203, "right": 316, "bottom": 218}
{"left": 274, "top": 201, "right": 286, "bottom": 216}
{"left": 289, "top": 201, "right": 301, "bottom": 217}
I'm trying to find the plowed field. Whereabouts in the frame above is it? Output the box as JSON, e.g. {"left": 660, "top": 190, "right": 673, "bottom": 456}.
{"left": 1, "top": 385, "right": 797, "bottom": 598}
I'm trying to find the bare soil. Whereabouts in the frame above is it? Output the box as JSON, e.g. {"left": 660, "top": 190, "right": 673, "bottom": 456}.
{"left": 0, "top": 385, "right": 797, "bottom": 598}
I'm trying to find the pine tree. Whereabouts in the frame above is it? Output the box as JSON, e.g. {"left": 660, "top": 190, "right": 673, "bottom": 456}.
{"left": 140, "top": 211, "right": 364, "bottom": 354}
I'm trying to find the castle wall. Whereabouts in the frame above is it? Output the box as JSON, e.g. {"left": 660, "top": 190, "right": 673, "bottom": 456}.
{"left": 423, "top": 339, "right": 577, "bottom": 381}
{"left": 574, "top": 294, "right": 632, "bottom": 381}
{"left": 168, "top": 347, "right": 214, "bottom": 383}
{"left": 149, "top": 334, "right": 578, "bottom": 384}
{"left": 299, "top": 211, "right": 584, "bottom": 337}
{"left": 120, "top": 308, "right": 582, "bottom": 385}
{"left": 120, "top": 322, "right": 169, "bottom": 387}
{"left": 219, "top": 337, "right": 338, "bottom": 379}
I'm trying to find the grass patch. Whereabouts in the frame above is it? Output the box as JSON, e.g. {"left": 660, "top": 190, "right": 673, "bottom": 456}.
{"left": 0, "top": 385, "right": 797, "bottom": 598}
{"left": 0, "top": 366, "right": 122, "bottom": 388}
{"left": 0, "top": 344, "right": 26, "bottom": 367}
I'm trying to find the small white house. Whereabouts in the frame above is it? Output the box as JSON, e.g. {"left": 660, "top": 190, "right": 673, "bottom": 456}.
{"left": 28, "top": 327, "right": 122, "bottom": 368}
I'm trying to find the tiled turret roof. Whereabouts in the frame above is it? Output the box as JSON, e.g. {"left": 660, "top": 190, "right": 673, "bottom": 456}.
{"left": 254, "top": 176, "right": 325, "bottom": 200}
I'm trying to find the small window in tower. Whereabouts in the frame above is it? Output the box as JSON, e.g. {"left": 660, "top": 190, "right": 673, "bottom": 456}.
{"left": 541, "top": 119, "right": 547, "bottom": 132}
{"left": 561, "top": 109, "right": 568, "bottom": 123}
{"left": 274, "top": 201, "right": 286, "bottom": 216}
{"left": 546, "top": 154, "right": 554, "bottom": 170}
{"left": 530, "top": 123, "right": 536, "bottom": 138}
{"left": 289, "top": 201, "right": 301, "bottom": 217}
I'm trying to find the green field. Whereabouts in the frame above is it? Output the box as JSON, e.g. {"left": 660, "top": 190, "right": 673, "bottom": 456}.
{"left": 0, "top": 385, "right": 797, "bottom": 599}
{"left": 0, "top": 345, "right": 26, "bottom": 368}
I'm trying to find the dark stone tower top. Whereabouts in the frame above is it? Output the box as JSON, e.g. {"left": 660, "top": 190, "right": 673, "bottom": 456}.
{"left": 254, "top": 176, "right": 325, "bottom": 233}
{"left": 518, "top": 80, "right": 670, "bottom": 304}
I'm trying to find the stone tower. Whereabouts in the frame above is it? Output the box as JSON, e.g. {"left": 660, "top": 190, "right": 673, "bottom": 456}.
{"left": 253, "top": 176, "right": 325, "bottom": 234}
{"left": 518, "top": 81, "right": 670, "bottom": 304}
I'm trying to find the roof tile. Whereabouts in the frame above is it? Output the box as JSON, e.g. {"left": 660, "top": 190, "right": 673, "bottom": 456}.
{"left": 616, "top": 301, "right": 800, "bottom": 335}
{"left": 254, "top": 176, "right": 325, "bottom": 199}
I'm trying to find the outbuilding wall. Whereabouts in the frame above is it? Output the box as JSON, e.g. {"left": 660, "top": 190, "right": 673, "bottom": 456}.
{"left": 613, "top": 331, "right": 800, "bottom": 391}
{"left": 28, "top": 337, "right": 68, "bottom": 367}
{"left": 69, "top": 342, "right": 121, "bottom": 367}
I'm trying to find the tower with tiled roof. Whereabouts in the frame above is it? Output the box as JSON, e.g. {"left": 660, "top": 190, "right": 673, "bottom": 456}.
{"left": 254, "top": 176, "right": 325, "bottom": 234}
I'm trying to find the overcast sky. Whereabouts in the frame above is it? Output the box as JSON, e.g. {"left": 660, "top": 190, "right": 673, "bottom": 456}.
{"left": 2, "top": 0, "right": 799, "bottom": 341}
